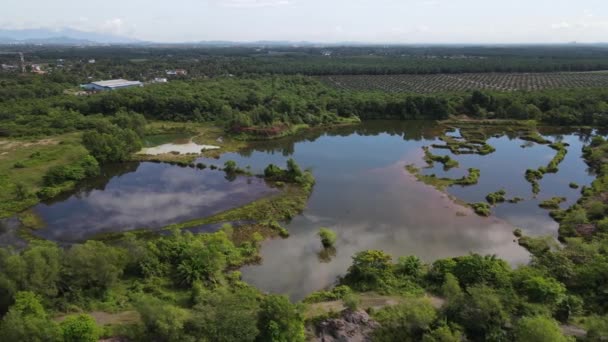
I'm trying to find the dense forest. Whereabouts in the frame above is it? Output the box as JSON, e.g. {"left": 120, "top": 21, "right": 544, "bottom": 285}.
{"left": 1, "top": 74, "right": 608, "bottom": 139}
{"left": 3, "top": 45, "right": 608, "bottom": 79}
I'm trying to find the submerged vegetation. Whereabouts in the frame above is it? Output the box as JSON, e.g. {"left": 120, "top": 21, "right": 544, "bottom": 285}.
{"left": 318, "top": 228, "right": 338, "bottom": 248}
{"left": 486, "top": 189, "right": 507, "bottom": 205}
{"left": 422, "top": 147, "right": 459, "bottom": 170}
{"left": 432, "top": 134, "right": 496, "bottom": 156}
{"left": 539, "top": 197, "right": 567, "bottom": 210}
{"left": 470, "top": 202, "right": 492, "bottom": 217}
{"left": 406, "top": 165, "right": 480, "bottom": 191}
{"left": 524, "top": 140, "right": 569, "bottom": 195}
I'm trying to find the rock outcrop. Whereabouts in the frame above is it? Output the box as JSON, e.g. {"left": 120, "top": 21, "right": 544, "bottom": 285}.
{"left": 314, "top": 309, "right": 380, "bottom": 342}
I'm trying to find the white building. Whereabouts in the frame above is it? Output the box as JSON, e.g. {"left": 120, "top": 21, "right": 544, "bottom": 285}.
{"left": 81, "top": 79, "right": 143, "bottom": 91}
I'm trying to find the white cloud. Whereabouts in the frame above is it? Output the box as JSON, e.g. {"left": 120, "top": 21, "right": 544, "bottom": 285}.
{"left": 551, "top": 21, "right": 571, "bottom": 29}
{"left": 219, "top": 0, "right": 292, "bottom": 8}
{"left": 99, "top": 17, "right": 134, "bottom": 35}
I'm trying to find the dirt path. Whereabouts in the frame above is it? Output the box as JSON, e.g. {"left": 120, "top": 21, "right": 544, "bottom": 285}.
{"left": 305, "top": 292, "right": 445, "bottom": 319}
{"left": 55, "top": 311, "right": 140, "bottom": 326}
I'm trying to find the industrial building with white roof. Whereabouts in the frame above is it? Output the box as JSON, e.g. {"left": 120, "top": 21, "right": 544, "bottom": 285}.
{"left": 81, "top": 79, "right": 143, "bottom": 91}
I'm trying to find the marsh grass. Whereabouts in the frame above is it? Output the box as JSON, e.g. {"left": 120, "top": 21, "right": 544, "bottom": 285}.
{"left": 0, "top": 133, "right": 88, "bottom": 218}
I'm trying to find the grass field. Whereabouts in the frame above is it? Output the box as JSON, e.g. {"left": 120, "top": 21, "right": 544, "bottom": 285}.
{"left": 320, "top": 71, "right": 608, "bottom": 93}
{"left": 0, "top": 133, "right": 88, "bottom": 218}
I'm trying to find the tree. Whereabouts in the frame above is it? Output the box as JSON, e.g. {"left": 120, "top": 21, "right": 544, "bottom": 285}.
{"left": 189, "top": 288, "right": 260, "bottom": 342}
{"left": 514, "top": 316, "right": 568, "bottom": 342}
{"left": 20, "top": 242, "right": 62, "bottom": 298}
{"left": 318, "top": 227, "right": 337, "bottom": 248}
{"left": 0, "top": 291, "right": 61, "bottom": 342}
{"left": 422, "top": 325, "right": 463, "bottom": 342}
{"left": 395, "top": 255, "right": 424, "bottom": 280}
{"left": 63, "top": 241, "right": 127, "bottom": 294}
{"left": 257, "top": 295, "right": 305, "bottom": 342}
{"left": 286, "top": 158, "right": 303, "bottom": 179}
{"left": 60, "top": 314, "right": 101, "bottom": 342}
{"left": 446, "top": 285, "right": 509, "bottom": 341}
{"left": 374, "top": 298, "right": 437, "bottom": 341}
{"left": 441, "top": 273, "right": 463, "bottom": 301}
{"left": 82, "top": 125, "right": 142, "bottom": 164}
{"left": 342, "top": 250, "right": 394, "bottom": 291}
{"left": 136, "top": 296, "right": 190, "bottom": 342}
{"left": 451, "top": 254, "right": 511, "bottom": 289}
{"left": 520, "top": 276, "right": 566, "bottom": 305}
{"left": 224, "top": 160, "right": 238, "bottom": 174}
{"left": 176, "top": 242, "right": 226, "bottom": 286}
{"left": 264, "top": 164, "right": 283, "bottom": 179}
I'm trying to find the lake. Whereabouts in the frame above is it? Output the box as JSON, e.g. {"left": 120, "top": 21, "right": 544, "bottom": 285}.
{"left": 2, "top": 121, "right": 598, "bottom": 300}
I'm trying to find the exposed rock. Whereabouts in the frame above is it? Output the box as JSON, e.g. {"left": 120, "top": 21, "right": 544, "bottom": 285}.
{"left": 314, "top": 309, "right": 380, "bottom": 342}
{"left": 575, "top": 223, "right": 596, "bottom": 237}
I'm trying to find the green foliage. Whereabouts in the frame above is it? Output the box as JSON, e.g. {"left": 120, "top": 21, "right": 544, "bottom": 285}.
{"left": 453, "top": 168, "right": 480, "bottom": 185}
{"left": 263, "top": 158, "right": 315, "bottom": 191}
{"left": 0, "top": 242, "right": 63, "bottom": 312}
{"left": 303, "top": 285, "right": 352, "bottom": 304}
{"left": 585, "top": 315, "right": 608, "bottom": 341}
{"left": 43, "top": 154, "right": 99, "bottom": 186}
{"left": 539, "top": 197, "right": 567, "bottom": 210}
{"left": 257, "top": 295, "right": 305, "bottom": 342}
{"left": 342, "top": 250, "right": 394, "bottom": 291}
{"left": 223, "top": 160, "right": 238, "bottom": 173}
{"left": 519, "top": 276, "right": 567, "bottom": 305}
{"left": 60, "top": 314, "right": 101, "bottom": 342}
{"left": 82, "top": 121, "right": 143, "bottom": 164}
{"left": 264, "top": 164, "right": 283, "bottom": 179}
{"left": 0, "top": 291, "right": 61, "bottom": 342}
{"left": 470, "top": 202, "right": 491, "bottom": 216}
{"left": 423, "top": 147, "right": 460, "bottom": 170}
{"left": 485, "top": 189, "right": 506, "bottom": 205}
{"left": 441, "top": 273, "right": 463, "bottom": 301}
{"left": 373, "top": 298, "right": 437, "bottom": 342}
{"left": 395, "top": 256, "right": 424, "bottom": 280}
{"left": 343, "top": 293, "right": 361, "bottom": 311}
{"left": 514, "top": 316, "right": 568, "bottom": 342}
{"left": 422, "top": 325, "right": 463, "bottom": 342}
{"left": 445, "top": 285, "right": 510, "bottom": 341}
{"left": 63, "top": 240, "right": 127, "bottom": 295}
{"left": 189, "top": 287, "right": 260, "bottom": 342}
{"left": 451, "top": 254, "right": 512, "bottom": 289}
{"left": 136, "top": 296, "right": 190, "bottom": 342}
{"left": 318, "top": 227, "right": 337, "bottom": 248}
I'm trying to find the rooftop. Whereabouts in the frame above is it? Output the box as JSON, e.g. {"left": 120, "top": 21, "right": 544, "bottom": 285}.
{"left": 92, "top": 79, "right": 142, "bottom": 88}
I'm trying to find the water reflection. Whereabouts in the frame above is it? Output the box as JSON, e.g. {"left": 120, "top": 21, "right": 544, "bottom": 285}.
{"left": 3, "top": 121, "right": 599, "bottom": 300}
{"left": 32, "top": 163, "right": 277, "bottom": 242}
{"left": 199, "top": 121, "right": 597, "bottom": 300}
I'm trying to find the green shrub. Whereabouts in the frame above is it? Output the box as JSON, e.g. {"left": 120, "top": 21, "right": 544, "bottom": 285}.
{"left": 470, "top": 202, "right": 491, "bottom": 216}
{"left": 318, "top": 227, "right": 337, "bottom": 248}
{"left": 538, "top": 197, "right": 566, "bottom": 210}
{"left": 486, "top": 189, "right": 506, "bottom": 205}
{"left": 60, "top": 314, "right": 101, "bottom": 342}
{"left": 343, "top": 293, "right": 360, "bottom": 311}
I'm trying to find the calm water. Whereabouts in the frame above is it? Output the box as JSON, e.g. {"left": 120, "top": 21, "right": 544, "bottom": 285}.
{"left": 1, "top": 121, "right": 597, "bottom": 300}
{"left": 32, "top": 162, "right": 277, "bottom": 242}
{"left": 195, "top": 122, "right": 596, "bottom": 299}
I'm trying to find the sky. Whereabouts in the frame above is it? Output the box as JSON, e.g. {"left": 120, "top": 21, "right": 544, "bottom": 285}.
{"left": 1, "top": 0, "right": 607, "bottom": 43}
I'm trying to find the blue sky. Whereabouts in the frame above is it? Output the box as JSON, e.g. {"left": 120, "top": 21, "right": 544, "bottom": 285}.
{"left": 2, "top": 0, "right": 607, "bottom": 43}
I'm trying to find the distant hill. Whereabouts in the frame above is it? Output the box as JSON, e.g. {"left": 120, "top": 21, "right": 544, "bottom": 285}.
{"left": 0, "top": 28, "right": 140, "bottom": 45}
